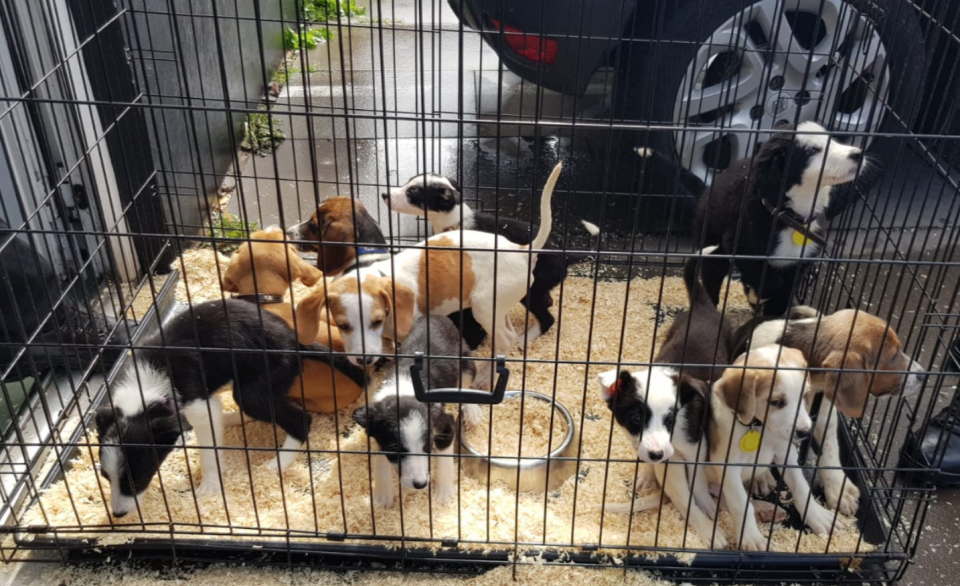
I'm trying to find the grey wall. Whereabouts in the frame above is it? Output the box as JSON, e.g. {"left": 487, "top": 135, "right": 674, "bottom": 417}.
{"left": 128, "top": 0, "right": 295, "bottom": 236}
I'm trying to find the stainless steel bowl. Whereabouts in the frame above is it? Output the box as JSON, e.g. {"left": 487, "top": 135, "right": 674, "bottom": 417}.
{"left": 458, "top": 390, "right": 578, "bottom": 493}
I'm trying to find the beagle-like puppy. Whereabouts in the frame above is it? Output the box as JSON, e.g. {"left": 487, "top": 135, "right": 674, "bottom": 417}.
{"left": 221, "top": 227, "right": 365, "bottom": 413}
{"left": 709, "top": 346, "right": 840, "bottom": 551}
{"left": 285, "top": 197, "right": 390, "bottom": 276}
{"left": 297, "top": 163, "right": 563, "bottom": 388}
{"left": 733, "top": 309, "right": 924, "bottom": 516}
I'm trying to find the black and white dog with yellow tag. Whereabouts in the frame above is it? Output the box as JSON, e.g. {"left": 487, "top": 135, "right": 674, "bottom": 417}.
{"left": 649, "top": 121, "right": 865, "bottom": 316}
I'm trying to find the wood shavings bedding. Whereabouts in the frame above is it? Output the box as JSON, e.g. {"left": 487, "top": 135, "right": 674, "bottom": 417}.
{"left": 19, "top": 251, "right": 873, "bottom": 558}
{"left": 463, "top": 395, "right": 568, "bottom": 458}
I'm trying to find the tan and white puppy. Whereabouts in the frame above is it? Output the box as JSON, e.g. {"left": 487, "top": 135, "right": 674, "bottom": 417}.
{"left": 709, "top": 346, "right": 839, "bottom": 551}
{"left": 297, "top": 163, "right": 563, "bottom": 388}
{"left": 735, "top": 308, "right": 924, "bottom": 515}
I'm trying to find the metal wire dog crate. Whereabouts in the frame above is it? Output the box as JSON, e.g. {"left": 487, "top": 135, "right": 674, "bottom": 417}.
{"left": 1, "top": 0, "right": 959, "bottom": 583}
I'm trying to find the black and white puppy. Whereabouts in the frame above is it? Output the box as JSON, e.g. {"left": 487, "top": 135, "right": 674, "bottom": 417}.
{"left": 95, "top": 300, "right": 365, "bottom": 517}
{"left": 352, "top": 314, "right": 476, "bottom": 507}
{"left": 689, "top": 121, "right": 864, "bottom": 316}
{"left": 382, "top": 173, "right": 599, "bottom": 344}
{"left": 597, "top": 250, "right": 731, "bottom": 548}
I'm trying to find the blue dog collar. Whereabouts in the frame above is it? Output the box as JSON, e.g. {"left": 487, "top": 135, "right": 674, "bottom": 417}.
{"left": 357, "top": 247, "right": 389, "bottom": 256}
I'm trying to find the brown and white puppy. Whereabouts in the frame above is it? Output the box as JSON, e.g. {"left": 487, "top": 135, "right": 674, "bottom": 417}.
{"left": 221, "top": 227, "right": 365, "bottom": 413}
{"left": 733, "top": 309, "right": 924, "bottom": 515}
{"left": 298, "top": 163, "right": 563, "bottom": 388}
{"left": 709, "top": 346, "right": 839, "bottom": 551}
{"left": 285, "top": 197, "right": 391, "bottom": 276}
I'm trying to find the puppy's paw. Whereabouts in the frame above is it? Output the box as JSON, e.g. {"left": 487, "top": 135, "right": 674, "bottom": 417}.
{"left": 460, "top": 404, "right": 482, "bottom": 426}
{"left": 263, "top": 457, "right": 282, "bottom": 475}
{"left": 803, "top": 503, "right": 840, "bottom": 538}
{"left": 823, "top": 474, "right": 860, "bottom": 516}
{"left": 434, "top": 480, "right": 456, "bottom": 505}
{"left": 705, "top": 529, "right": 729, "bottom": 550}
{"left": 749, "top": 468, "right": 777, "bottom": 497}
{"left": 636, "top": 464, "right": 658, "bottom": 493}
{"left": 373, "top": 484, "right": 395, "bottom": 508}
{"left": 195, "top": 479, "right": 222, "bottom": 500}
{"left": 738, "top": 528, "right": 768, "bottom": 552}
{"left": 474, "top": 368, "right": 493, "bottom": 391}
{"left": 521, "top": 323, "right": 542, "bottom": 348}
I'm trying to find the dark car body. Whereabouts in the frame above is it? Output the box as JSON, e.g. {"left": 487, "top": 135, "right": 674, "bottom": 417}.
{"left": 448, "top": 0, "right": 637, "bottom": 96}
{"left": 451, "top": 0, "right": 956, "bottom": 136}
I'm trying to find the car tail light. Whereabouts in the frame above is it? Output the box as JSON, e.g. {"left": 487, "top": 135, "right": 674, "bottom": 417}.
{"left": 487, "top": 17, "right": 558, "bottom": 65}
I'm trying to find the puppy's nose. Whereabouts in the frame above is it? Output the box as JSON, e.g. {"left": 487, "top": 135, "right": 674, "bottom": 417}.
{"left": 795, "top": 428, "right": 811, "bottom": 440}
{"left": 647, "top": 450, "right": 664, "bottom": 462}
{"left": 381, "top": 193, "right": 389, "bottom": 201}
{"left": 360, "top": 356, "right": 377, "bottom": 366}
{"left": 112, "top": 510, "right": 128, "bottom": 518}
{"left": 412, "top": 479, "right": 428, "bottom": 490}
{"left": 848, "top": 150, "right": 862, "bottom": 163}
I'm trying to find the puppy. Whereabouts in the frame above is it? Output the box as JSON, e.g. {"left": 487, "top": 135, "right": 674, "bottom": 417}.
{"left": 285, "top": 195, "right": 488, "bottom": 350}
{"left": 285, "top": 197, "right": 391, "bottom": 275}
{"left": 733, "top": 308, "right": 925, "bottom": 515}
{"left": 690, "top": 121, "right": 864, "bottom": 316}
{"left": 221, "top": 227, "right": 365, "bottom": 414}
{"left": 710, "top": 346, "right": 839, "bottom": 550}
{"left": 352, "top": 315, "right": 475, "bottom": 506}
{"left": 222, "top": 226, "right": 339, "bottom": 348}
{"left": 300, "top": 163, "right": 563, "bottom": 387}
{"left": 95, "top": 299, "right": 365, "bottom": 517}
{"left": 383, "top": 173, "right": 600, "bottom": 342}
{"left": 597, "top": 248, "right": 732, "bottom": 548}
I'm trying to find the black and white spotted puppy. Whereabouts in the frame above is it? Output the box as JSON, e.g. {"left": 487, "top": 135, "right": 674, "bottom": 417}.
{"left": 352, "top": 314, "right": 477, "bottom": 507}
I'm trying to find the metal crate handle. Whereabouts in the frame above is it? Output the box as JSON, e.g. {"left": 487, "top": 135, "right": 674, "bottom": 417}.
{"left": 410, "top": 352, "right": 508, "bottom": 404}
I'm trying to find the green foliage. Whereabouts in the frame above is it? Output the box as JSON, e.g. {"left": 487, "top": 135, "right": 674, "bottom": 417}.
{"left": 302, "top": 0, "right": 366, "bottom": 22}
{"left": 240, "top": 113, "right": 285, "bottom": 156}
{"left": 271, "top": 63, "right": 319, "bottom": 85}
{"left": 205, "top": 210, "right": 259, "bottom": 254}
{"left": 284, "top": 26, "right": 332, "bottom": 50}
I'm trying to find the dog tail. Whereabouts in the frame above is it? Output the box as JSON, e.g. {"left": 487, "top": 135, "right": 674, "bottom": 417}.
{"left": 634, "top": 147, "right": 706, "bottom": 196}
{"left": 532, "top": 162, "right": 562, "bottom": 251}
{"left": 684, "top": 245, "right": 718, "bottom": 307}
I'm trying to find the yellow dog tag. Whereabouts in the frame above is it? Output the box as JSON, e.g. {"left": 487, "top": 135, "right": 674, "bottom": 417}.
{"left": 792, "top": 229, "right": 811, "bottom": 247}
{"left": 740, "top": 429, "right": 762, "bottom": 452}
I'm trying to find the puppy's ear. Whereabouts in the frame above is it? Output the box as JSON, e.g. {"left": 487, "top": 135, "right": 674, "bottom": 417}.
{"left": 150, "top": 415, "right": 183, "bottom": 446}
{"left": 295, "top": 284, "right": 329, "bottom": 345}
{"left": 822, "top": 350, "right": 869, "bottom": 418}
{"left": 288, "top": 247, "right": 324, "bottom": 287}
{"left": 94, "top": 406, "right": 116, "bottom": 435}
{"left": 718, "top": 368, "right": 758, "bottom": 426}
{"left": 378, "top": 279, "right": 415, "bottom": 340}
{"left": 353, "top": 405, "right": 370, "bottom": 428}
{"left": 752, "top": 134, "right": 792, "bottom": 197}
{"left": 599, "top": 369, "right": 636, "bottom": 403}
{"left": 678, "top": 375, "right": 710, "bottom": 400}
{"left": 318, "top": 220, "right": 356, "bottom": 275}
{"left": 221, "top": 260, "right": 241, "bottom": 293}
{"left": 430, "top": 407, "right": 456, "bottom": 451}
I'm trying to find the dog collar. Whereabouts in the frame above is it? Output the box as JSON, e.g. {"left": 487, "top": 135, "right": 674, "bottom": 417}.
{"left": 233, "top": 293, "right": 284, "bottom": 305}
{"left": 760, "top": 198, "right": 827, "bottom": 248}
{"left": 357, "top": 246, "right": 389, "bottom": 256}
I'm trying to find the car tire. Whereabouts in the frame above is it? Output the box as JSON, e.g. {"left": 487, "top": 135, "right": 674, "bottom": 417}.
{"left": 615, "top": 0, "right": 928, "bottom": 219}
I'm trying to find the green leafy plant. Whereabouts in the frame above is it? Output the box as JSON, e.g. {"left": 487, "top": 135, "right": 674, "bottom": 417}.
{"left": 283, "top": 26, "right": 331, "bottom": 50}
{"left": 271, "top": 63, "right": 319, "bottom": 85}
{"left": 240, "top": 112, "right": 285, "bottom": 156}
{"left": 205, "top": 209, "right": 259, "bottom": 254}
{"left": 302, "top": 0, "right": 366, "bottom": 22}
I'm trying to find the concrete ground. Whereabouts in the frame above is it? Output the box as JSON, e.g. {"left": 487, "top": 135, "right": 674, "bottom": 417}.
{"left": 7, "top": 1, "right": 957, "bottom": 583}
